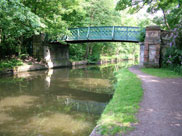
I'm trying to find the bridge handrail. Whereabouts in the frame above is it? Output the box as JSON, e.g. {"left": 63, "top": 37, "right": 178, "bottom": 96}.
{"left": 62, "top": 26, "right": 144, "bottom": 43}
{"left": 68, "top": 26, "right": 140, "bottom": 29}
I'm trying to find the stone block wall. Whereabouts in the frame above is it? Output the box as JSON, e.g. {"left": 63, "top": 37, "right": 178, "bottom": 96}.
{"left": 139, "top": 42, "right": 144, "bottom": 66}
{"left": 32, "top": 35, "right": 71, "bottom": 69}
{"left": 44, "top": 43, "right": 71, "bottom": 68}
{"left": 161, "top": 30, "right": 172, "bottom": 47}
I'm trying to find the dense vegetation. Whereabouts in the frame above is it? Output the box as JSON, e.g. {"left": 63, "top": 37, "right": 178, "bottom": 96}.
{"left": 0, "top": 0, "right": 181, "bottom": 69}
{"left": 0, "top": 0, "right": 148, "bottom": 67}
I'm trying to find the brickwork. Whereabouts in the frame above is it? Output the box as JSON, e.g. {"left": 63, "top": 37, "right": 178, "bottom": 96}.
{"left": 144, "top": 26, "right": 161, "bottom": 67}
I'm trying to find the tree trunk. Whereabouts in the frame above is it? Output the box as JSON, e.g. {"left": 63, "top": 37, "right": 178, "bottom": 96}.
{"left": 18, "top": 36, "right": 24, "bottom": 57}
{"left": 84, "top": 43, "right": 90, "bottom": 59}
{"left": 162, "top": 9, "right": 170, "bottom": 30}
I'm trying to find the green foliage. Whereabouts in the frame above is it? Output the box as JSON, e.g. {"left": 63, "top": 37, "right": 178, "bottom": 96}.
{"left": 0, "top": 0, "right": 45, "bottom": 57}
{"left": 163, "top": 47, "right": 182, "bottom": 66}
{"left": 69, "top": 44, "right": 87, "bottom": 61}
{"left": 116, "top": 0, "right": 182, "bottom": 75}
{"left": 162, "top": 47, "right": 182, "bottom": 74}
{"left": 0, "top": 59, "right": 23, "bottom": 70}
{"left": 97, "top": 69, "right": 143, "bottom": 135}
{"left": 116, "top": 0, "right": 180, "bottom": 14}
{"left": 68, "top": 0, "right": 143, "bottom": 62}
{"left": 22, "top": 0, "right": 87, "bottom": 40}
{"left": 88, "top": 54, "right": 100, "bottom": 63}
{"left": 0, "top": 0, "right": 88, "bottom": 57}
{"left": 0, "top": 0, "right": 149, "bottom": 63}
{"left": 116, "top": 0, "right": 181, "bottom": 30}
{"left": 138, "top": 28, "right": 145, "bottom": 42}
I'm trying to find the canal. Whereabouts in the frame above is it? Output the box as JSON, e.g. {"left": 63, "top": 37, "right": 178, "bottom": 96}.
{"left": 0, "top": 62, "right": 133, "bottom": 136}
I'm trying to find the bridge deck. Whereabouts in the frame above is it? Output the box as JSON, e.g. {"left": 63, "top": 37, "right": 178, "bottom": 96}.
{"left": 62, "top": 26, "right": 143, "bottom": 43}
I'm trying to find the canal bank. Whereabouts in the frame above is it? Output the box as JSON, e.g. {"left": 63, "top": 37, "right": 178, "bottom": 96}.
{"left": 90, "top": 68, "right": 143, "bottom": 136}
{"left": 0, "top": 60, "right": 143, "bottom": 136}
{"left": 0, "top": 58, "right": 135, "bottom": 75}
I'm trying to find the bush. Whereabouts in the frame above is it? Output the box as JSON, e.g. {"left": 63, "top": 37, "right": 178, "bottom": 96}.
{"left": 162, "top": 46, "right": 182, "bottom": 74}
{"left": 0, "top": 59, "right": 23, "bottom": 70}
{"left": 138, "top": 28, "right": 145, "bottom": 42}
{"left": 88, "top": 54, "right": 100, "bottom": 63}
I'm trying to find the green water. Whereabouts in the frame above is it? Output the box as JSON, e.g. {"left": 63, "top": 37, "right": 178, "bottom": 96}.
{"left": 0, "top": 61, "right": 135, "bottom": 136}
{"left": 0, "top": 63, "right": 124, "bottom": 136}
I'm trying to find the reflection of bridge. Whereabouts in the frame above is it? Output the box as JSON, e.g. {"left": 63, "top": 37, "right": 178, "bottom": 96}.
{"left": 62, "top": 26, "right": 143, "bottom": 43}
{"left": 58, "top": 97, "right": 107, "bottom": 114}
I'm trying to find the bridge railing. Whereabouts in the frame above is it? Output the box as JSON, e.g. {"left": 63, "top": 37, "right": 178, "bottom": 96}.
{"left": 64, "top": 26, "right": 143, "bottom": 42}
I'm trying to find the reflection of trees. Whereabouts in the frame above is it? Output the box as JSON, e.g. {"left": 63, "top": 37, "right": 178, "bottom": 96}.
{"left": 57, "top": 97, "right": 107, "bottom": 114}
{"left": 51, "top": 66, "right": 115, "bottom": 94}
{"left": 68, "top": 78, "right": 113, "bottom": 94}
{"left": 0, "top": 64, "right": 121, "bottom": 136}
{"left": 0, "top": 94, "right": 98, "bottom": 136}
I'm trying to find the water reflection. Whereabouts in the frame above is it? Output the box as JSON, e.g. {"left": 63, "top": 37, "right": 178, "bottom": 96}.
{"left": 0, "top": 64, "right": 121, "bottom": 136}
{"left": 57, "top": 97, "right": 107, "bottom": 114}
{"left": 45, "top": 69, "right": 53, "bottom": 88}
{"left": 0, "top": 62, "right": 136, "bottom": 136}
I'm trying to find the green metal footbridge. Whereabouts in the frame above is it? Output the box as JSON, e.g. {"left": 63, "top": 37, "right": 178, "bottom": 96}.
{"left": 62, "top": 26, "right": 143, "bottom": 43}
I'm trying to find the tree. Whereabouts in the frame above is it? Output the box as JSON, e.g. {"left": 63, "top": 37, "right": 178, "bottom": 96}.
{"left": 22, "top": 0, "right": 87, "bottom": 40}
{"left": 0, "top": 0, "right": 45, "bottom": 57}
{"left": 116, "top": 0, "right": 182, "bottom": 30}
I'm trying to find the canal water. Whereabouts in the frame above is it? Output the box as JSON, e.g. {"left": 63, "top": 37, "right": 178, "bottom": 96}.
{"left": 0, "top": 62, "right": 133, "bottom": 136}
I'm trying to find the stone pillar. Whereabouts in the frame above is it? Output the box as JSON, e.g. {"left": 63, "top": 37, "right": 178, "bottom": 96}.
{"left": 139, "top": 42, "right": 145, "bottom": 66}
{"left": 44, "top": 43, "right": 71, "bottom": 68}
{"left": 32, "top": 34, "right": 71, "bottom": 68}
{"left": 144, "top": 26, "right": 161, "bottom": 67}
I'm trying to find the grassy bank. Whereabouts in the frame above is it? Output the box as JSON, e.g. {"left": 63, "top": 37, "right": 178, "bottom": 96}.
{"left": 141, "top": 68, "right": 182, "bottom": 78}
{"left": 97, "top": 69, "right": 143, "bottom": 135}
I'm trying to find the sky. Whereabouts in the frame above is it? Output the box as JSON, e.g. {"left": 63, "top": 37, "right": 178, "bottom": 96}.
{"left": 113, "top": 0, "right": 163, "bottom": 19}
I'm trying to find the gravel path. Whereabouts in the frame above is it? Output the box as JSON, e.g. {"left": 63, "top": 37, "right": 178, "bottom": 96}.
{"left": 126, "top": 67, "right": 182, "bottom": 136}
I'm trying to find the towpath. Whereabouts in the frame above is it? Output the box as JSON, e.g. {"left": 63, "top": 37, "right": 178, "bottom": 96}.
{"left": 126, "top": 67, "right": 182, "bottom": 136}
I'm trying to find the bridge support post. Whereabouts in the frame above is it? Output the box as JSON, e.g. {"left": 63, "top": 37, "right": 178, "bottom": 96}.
{"left": 32, "top": 34, "right": 71, "bottom": 69}
{"left": 144, "top": 26, "right": 161, "bottom": 67}
{"left": 43, "top": 43, "right": 71, "bottom": 68}
{"left": 139, "top": 42, "right": 145, "bottom": 66}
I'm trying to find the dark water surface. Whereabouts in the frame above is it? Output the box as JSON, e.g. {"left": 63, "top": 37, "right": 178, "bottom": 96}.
{"left": 0, "top": 63, "right": 131, "bottom": 136}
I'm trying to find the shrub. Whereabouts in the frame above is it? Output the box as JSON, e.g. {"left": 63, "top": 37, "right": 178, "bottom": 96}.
{"left": 0, "top": 59, "right": 23, "bottom": 70}
{"left": 138, "top": 28, "right": 145, "bottom": 42}
{"left": 163, "top": 47, "right": 182, "bottom": 74}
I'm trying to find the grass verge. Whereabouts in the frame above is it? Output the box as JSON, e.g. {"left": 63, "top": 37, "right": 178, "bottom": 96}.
{"left": 141, "top": 68, "right": 181, "bottom": 78}
{"left": 96, "top": 69, "right": 143, "bottom": 136}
